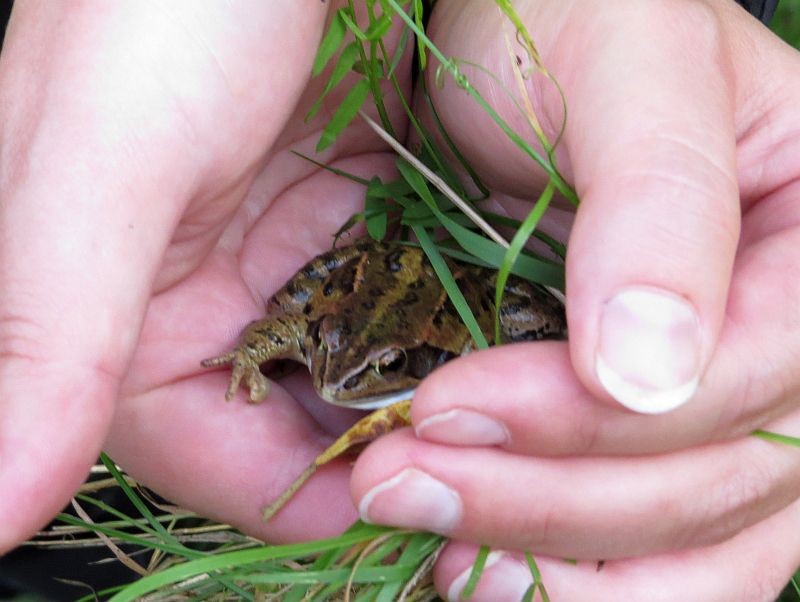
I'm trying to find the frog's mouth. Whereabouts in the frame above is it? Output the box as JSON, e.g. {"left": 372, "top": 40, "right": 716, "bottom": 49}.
{"left": 329, "top": 387, "right": 418, "bottom": 410}
{"left": 314, "top": 344, "right": 456, "bottom": 409}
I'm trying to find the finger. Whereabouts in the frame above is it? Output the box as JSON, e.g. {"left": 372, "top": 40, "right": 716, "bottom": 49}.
{"left": 408, "top": 340, "right": 758, "bottom": 457}
{"left": 426, "top": 1, "right": 740, "bottom": 414}
{"left": 352, "top": 421, "right": 800, "bottom": 558}
{"left": 409, "top": 343, "right": 719, "bottom": 456}
{"left": 556, "top": 1, "right": 742, "bottom": 414}
{"left": 436, "top": 493, "right": 800, "bottom": 602}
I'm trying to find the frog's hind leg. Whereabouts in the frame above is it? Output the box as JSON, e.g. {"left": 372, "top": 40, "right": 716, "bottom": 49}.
{"left": 262, "top": 399, "right": 412, "bottom": 521}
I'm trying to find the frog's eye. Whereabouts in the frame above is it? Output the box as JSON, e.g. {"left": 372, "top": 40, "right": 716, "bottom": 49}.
{"left": 375, "top": 349, "right": 407, "bottom": 374}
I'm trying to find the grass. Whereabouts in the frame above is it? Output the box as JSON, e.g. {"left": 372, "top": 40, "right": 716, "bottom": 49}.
{"left": 772, "top": 0, "right": 800, "bottom": 47}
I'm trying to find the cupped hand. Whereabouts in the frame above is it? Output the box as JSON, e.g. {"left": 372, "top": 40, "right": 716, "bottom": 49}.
{"left": 0, "top": 1, "right": 409, "bottom": 550}
{"left": 350, "top": 1, "right": 800, "bottom": 599}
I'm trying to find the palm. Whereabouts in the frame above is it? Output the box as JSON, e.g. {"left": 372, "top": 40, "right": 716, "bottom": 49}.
{"left": 107, "top": 149, "right": 405, "bottom": 540}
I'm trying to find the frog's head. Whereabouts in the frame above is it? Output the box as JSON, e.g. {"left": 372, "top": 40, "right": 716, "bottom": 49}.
{"left": 309, "top": 316, "right": 433, "bottom": 409}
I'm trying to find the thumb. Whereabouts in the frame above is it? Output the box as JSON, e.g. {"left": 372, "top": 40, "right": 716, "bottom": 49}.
{"left": 560, "top": 2, "right": 740, "bottom": 413}
{"left": 0, "top": 12, "right": 185, "bottom": 551}
{"left": 0, "top": 1, "right": 328, "bottom": 550}
{"left": 424, "top": 0, "right": 740, "bottom": 414}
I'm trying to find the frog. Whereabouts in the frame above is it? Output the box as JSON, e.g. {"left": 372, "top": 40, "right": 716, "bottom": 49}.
{"left": 201, "top": 239, "right": 566, "bottom": 410}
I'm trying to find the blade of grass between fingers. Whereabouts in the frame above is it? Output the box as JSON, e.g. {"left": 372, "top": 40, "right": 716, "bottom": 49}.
{"left": 753, "top": 430, "right": 800, "bottom": 447}
{"left": 494, "top": 181, "right": 555, "bottom": 343}
{"left": 481, "top": 211, "right": 567, "bottom": 259}
{"left": 524, "top": 551, "right": 550, "bottom": 602}
{"left": 375, "top": 532, "right": 443, "bottom": 601}
{"left": 421, "top": 81, "right": 489, "bottom": 200}
{"left": 383, "top": 0, "right": 578, "bottom": 206}
{"left": 461, "top": 545, "right": 491, "bottom": 599}
{"left": 411, "top": 225, "right": 489, "bottom": 349}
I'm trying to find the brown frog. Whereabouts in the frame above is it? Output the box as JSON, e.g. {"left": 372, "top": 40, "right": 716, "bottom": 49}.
{"left": 202, "top": 239, "right": 566, "bottom": 409}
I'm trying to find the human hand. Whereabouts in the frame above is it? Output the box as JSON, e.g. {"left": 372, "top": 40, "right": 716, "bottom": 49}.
{"left": 0, "top": 1, "right": 409, "bottom": 551}
{"left": 350, "top": 1, "right": 800, "bottom": 599}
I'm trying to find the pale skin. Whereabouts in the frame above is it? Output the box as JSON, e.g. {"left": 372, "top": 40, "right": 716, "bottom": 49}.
{"left": 1, "top": 1, "right": 800, "bottom": 600}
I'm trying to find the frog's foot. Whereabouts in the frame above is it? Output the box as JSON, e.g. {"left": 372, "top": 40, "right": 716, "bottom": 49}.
{"left": 201, "top": 349, "right": 271, "bottom": 403}
{"left": 262, "top": 399, "right": 412, "bottom": 521}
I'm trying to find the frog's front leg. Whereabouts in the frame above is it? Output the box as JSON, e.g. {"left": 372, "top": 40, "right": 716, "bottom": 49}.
{"left": 201, "top": 315, "right": 308, "bottom": 403}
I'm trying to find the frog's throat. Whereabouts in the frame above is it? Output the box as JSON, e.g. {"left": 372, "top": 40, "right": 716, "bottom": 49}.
{"left": 325, "top": 387, "right": 416, "bottom": 410}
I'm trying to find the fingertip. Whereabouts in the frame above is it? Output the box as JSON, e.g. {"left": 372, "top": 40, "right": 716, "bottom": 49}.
{"left": 434, "top": 543, "right": 535, "bottom": 602}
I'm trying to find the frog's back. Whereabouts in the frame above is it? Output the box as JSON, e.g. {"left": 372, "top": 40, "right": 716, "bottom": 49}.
{"left": 267, "top": 241, "right": 378, "bottom": 318}
{"left": 267, "top": 240, "right": 565, "bottom": 343}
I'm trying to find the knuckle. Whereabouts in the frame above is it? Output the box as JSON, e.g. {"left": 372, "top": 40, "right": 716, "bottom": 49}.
{"left": 647, "top": 0, "right": 723, "bottom": 50}
{"left": 0, "top": 310, "right": 48, "bottom": 362}
{"left": 690, "top": 455, "right": 777, "bottom": 547}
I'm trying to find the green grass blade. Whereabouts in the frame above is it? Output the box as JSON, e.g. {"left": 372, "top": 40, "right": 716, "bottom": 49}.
{"left": 234, "top": 564, "right": 415, "bottom": 585}
{"left": 401, "top": 203, "right": 565, "bottom": 289}
{"left": 339, "top": 9, "right": 368, "bottom": 41}
{"left": 55, "top": 513, "right": 196, "bottom": 558}
{"left": 313, "top": 10, "right": 347, "bottom": 76}
{"left": 494, "top": 181, "right": 555, "bottom": 343}
{"left": 366, "top": 177, "right": 389, "bottom": 240}
{"left": 753, "top": 430, "right": 800, "bottom": 447}
{"left": 363, "top": 13, "right": 393, "bottom": 40}
{"left": 290, "top": 150, "right": 371, "bottom": 186}
{"left": 99, "top": 454, "right": 181, "bottom": 548}
{"left": 524, "top": 551, "right": 550, "bottom": 602}
{"left": 317, "top": 78, "right": 371, "bottom": 152}
{"left": 383, "top": 0, "right": 578, "bottom": 206}
{"left": 307, "top": 41, "right": 361, "bottom": 121}
{"left": 412, "top": 0, "right": 427, "bottom": 68}
{"left": 411, "top": 225, "right": 489, "bottom": 349}
{"left": 71, "top": 493, "right": 161, "bottom": 537}
{"left": 109, "top": 525, "right": 397, "bottom": 602}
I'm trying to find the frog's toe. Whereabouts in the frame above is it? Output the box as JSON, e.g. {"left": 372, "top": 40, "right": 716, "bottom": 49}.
{"left": 201, "top": 351, "right": 236, "bottom": 368}
{"left": 224, "top": 355, "right": 247, "bottom": 402}
{"left": 246, "top": 370, "right": 271, "bottom": 403}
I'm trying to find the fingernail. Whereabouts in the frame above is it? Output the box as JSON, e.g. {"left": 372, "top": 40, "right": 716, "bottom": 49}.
{"left": 415, "top": 409, "right": 510, "bottom": 446}
{"left": 596, "top": 286, "right": 702, "bottom": 414}
{"left": 358, "top": 468, "right": 462, "bottom": 533}
{"left": 447, "top": 551, "right": 532, "bottom": 602}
